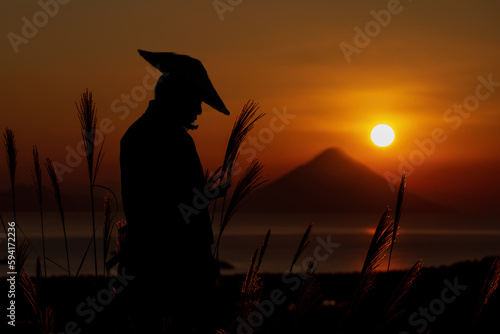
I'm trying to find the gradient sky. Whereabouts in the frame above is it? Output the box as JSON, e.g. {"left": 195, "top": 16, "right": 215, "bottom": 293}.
{"left": 1, "top": 0, "right": 499, "bottom": 213}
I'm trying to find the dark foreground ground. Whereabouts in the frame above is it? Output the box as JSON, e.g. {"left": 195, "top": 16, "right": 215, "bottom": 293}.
{"left": 2, "top": 256, "right": 499, "bottom": 334}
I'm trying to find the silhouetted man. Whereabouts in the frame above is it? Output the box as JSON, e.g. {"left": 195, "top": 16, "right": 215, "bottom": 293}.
{"left": 118, "top": 50, "right": 230, "bottom": 333}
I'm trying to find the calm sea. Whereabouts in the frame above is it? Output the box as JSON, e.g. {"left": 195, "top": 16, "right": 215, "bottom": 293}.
{"left": 1, "top": 211, "right": 499, "bottom": 276}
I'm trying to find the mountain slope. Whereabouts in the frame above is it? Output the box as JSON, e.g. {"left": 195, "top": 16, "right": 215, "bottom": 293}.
{"left": 240, "top": 148, "right": 453, "bottom": 213}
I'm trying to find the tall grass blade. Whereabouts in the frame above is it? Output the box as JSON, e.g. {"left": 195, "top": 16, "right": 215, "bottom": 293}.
{"left": 4, "top": 128, "right": 18, "bottom": 247}
{"left": 213, "top": 100, "right": 264, "bottom": 234}
{"left": 36, "top": 256, "right": 42, "bottom": 283}
{"left": 240, "top": 245, "right": 264, "bottom": 320}
{"left": 20, "top": 271, "right": 38, "bottom": 319}
{"left": 388, "top": 172, "right": 406, "bottom": 272}
{"left": 257, "top": 229, "right": 271, "bottom": 269}
{"left": 45, "top": 158, "right": 71, "bottom": 276}
{"left": 103, "top": 191, "right": 114, "bottom": 274}
{"left": 345, "top": 209, "right": 394, "bottom": 320}
{"left": 75, "top": 236, "right": 94, "bottom": 277}
{"left": 205, "top": 166, "right": 224, "bottom": 224}
{"left": 214, "top": 159, "right": 265, "bottom": 259}
{"left": 15, "top": 239, "right": 30, "bottom": 276}
{"left": 290, "top": 223, "right": 314, "bottom": 272}
{"left": 20, "top": 270, "right": 55, "bottom": 334}
{"left": 377, "top": 259, "right": 423, "bottom": 331}
{"left": 293, "top": 259, "right": 322, "bottom": 331}
{"left": 75, "top": 187, "right": 117, "bottom": 276}
{"left": 4, "top": 128, "right": 17, "bottom": 222}
{"left": 93, "top": 139, "right": 105, "bottom": 185}
{"left": 76, "top": 89, "right": 101, "bottom": 276}
{"left": 222, "top": 100, "right": 264, "bottom": 177}
{"left": 45, "top": 257, "right": 67, "bottom": 273}
{"left": 76, "top": 89, "right": 98, "bottom": 180}
{"left": 31, "top": 145, "right": 47, "bottom": 277}
{"left": 14, "top": 223, "right": 40, "bottom": 259}
{"left": 472, "top": 256, "right": 500, "bottom": 325}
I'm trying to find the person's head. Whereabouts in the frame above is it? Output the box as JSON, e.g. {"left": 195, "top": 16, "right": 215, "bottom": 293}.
{"left": 154, "top": 74, "right": 203, "bottom": 128}
{"left": 138, "top": 50, "right": 230, "bottom": 128}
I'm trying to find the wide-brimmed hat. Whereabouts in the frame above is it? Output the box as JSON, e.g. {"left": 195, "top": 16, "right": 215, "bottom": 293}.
{"left": 138, "top": 49, "right": 230, "bottom": 115}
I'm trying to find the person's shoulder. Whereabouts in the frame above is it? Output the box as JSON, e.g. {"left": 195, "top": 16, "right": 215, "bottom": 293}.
{"left": 120, "top": 115, "right": 148, "bottom": 146}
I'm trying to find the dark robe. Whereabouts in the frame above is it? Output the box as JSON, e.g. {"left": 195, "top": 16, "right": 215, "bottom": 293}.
{"left": 117, "top": 100, "right": 218, "bottom": 331}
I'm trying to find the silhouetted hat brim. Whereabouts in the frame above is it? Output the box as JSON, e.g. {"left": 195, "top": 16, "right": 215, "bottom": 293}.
{"left": 138, "top": 49, "right": 230, "bottom": 115}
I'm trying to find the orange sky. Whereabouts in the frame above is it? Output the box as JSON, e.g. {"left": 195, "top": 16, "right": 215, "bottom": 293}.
{"left": 1, "top": 0, "right": 499, "bottom": 213}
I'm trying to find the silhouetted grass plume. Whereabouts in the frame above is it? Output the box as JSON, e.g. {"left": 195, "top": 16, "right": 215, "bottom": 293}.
{"left": 292, "top": 259, "right": 322, "bottom": 332}
{"left": 338, "top": 208, "right": 395, "bottom": 332}
{"left": 473, "top": 256, "right": 500, "bottom": 326}
{"left": 31, "top": 145, "right": 47, "bottom": 277}
{"left": 15, "top": 238, "right": 30, "bottom": 276}
{"left": 103, "top": 191, "right": 114, "bottom": 275}
{"left": 214, "top": 158, "right": 265, "bottom": 259}
{"left": 20, "top": 261, "right": 55, "bottom": 334}
{"left": 210, "top": 100, "right": 265, "bottom": 227}
{"left": 45, "top": 158, "right": 71, "bottom": 276}
{"left": 388, "top": 172, "right": 406, "bottom": 272}
{"left": 3, "top": 127, "right": 18, "bottom": 237}
{"left": 76, "top": 89, "right": 105, "bottom": 277}
{"left": 222, "top": 100, "right": 264, "bottom": 177}
{"left": 376, "top": 259, "right": 423, "bottom": 331}
{"left": 290, "top": 222, "right": 314, "bottom": 272}
{"left": 238, "top": 231, "right": 270, "bottom": 321}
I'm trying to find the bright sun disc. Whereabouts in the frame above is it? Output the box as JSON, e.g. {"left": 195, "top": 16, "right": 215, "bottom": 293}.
{"left": 371, "top": 124, "right": 395, "bottom": 147}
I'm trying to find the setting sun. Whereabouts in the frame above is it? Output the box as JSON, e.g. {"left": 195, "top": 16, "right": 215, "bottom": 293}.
{"left": 371, "top": 124, "right": 395, "bottom": 147}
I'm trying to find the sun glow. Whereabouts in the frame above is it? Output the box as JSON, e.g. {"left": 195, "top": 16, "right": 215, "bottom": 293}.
{"left": 371, "top": 124, "right": 395, "bottom": 147}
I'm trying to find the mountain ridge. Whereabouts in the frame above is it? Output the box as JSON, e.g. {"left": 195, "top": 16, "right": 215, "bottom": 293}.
{"left": 240, "top": 147, "right": 455, "bottom": 213}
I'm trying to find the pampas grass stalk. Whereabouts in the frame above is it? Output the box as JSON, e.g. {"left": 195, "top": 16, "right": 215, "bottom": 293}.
{"left": 388, "top": 172, "right": 406, "bottom": 272}
{"left": 77, "top": 186, "right": 116, "bottom": 276}
{"left": 31, "top": 146, "right": 47, "bottom": 277}
{"left": 214, "top": 159, "right": 265, "bottom": 259}
{"left": 46, "top": 158, "right": 71, "bottom": 276}
{"left": 76, "top": 89, "right": 105, "bottom": 277}
{"left": 290, "top": 223, "right": 314, "bottom": 272}
{"left": 239, "top": 231, "right": 270, "bottom": 320}
{"left": 20, "top": 267, "right": 55, "bottom": 334}
{"left": 218, "top": 100, "right": 263, "bottom": 223}
{"left": 376, "top": 259, "right": 423, "bottom": 331}
{"left": 292, "top": 259, "right": 322, "bottom": 331}
{"left": 257, "top": 229, "right": 271, "bottom": 269}
{"left": 103, "top": 191, "right": 114, "bottom": 274}
{"left": 15, "top": 239, "right": 30, "bottom": 276}
{"left": 3, "top": 128, "right": 17, "bottom": 243}
{"left": 3, "top": 129, "right": 40, "bottom": 259}
{"left": 343, "top": 209, "right": 394, "bottom": 323}
{"left": 240, "top": 247, "right": 261, "bottom": 317}
{"left": 211, "top": 100, "right": 264, "bottom": 225}
{"left": 45, "top": 256, "right": 67, "bottom": 272}
{"left": 222, "top": 100, "right": 264, "bottom": 177}
{"left": 472, "top": 256, "right": 500, "bottom": 325}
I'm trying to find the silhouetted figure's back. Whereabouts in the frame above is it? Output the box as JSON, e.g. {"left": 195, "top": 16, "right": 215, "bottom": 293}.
{"left": 117, "top": 50, "right": 230, "bottom": 333}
